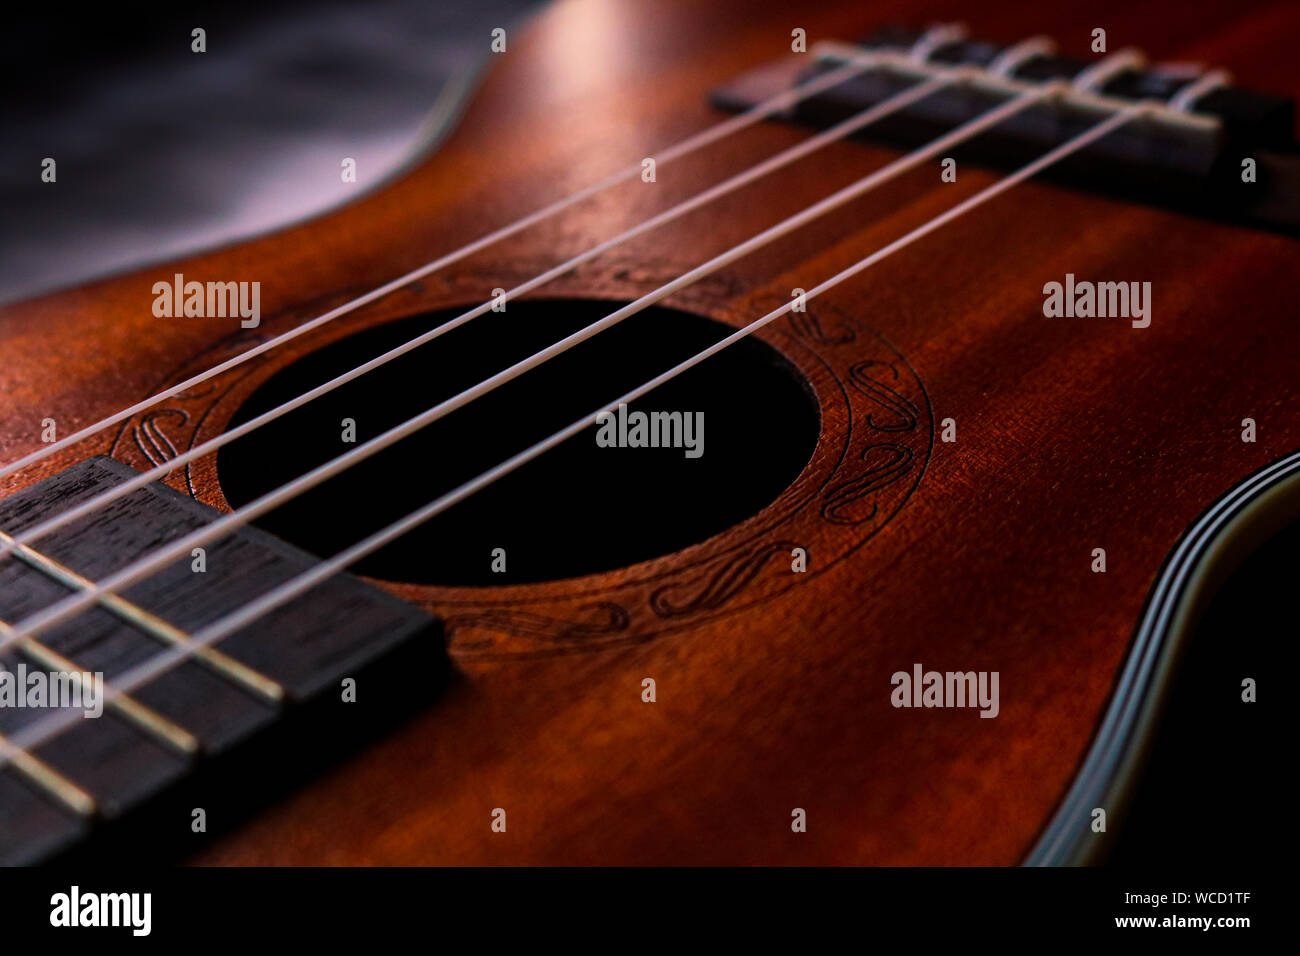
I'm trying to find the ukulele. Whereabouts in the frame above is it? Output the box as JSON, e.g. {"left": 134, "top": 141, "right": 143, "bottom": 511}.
{"left": 1, "top": 0, "right": 1296, "bottom": 866}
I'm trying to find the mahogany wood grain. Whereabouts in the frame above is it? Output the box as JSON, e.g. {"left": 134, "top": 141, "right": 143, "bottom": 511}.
{"left": 0, "top": 0, "right": 1296, "bottom": 864}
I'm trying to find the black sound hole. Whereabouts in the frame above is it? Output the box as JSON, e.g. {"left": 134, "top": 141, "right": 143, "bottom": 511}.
{"left": 218, "top": 299, "right": 820, "bottom": 586}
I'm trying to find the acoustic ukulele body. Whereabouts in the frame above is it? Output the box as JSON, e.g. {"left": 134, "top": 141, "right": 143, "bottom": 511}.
{"left": 1, "top": 0, "right": 1296, "bottom": 865}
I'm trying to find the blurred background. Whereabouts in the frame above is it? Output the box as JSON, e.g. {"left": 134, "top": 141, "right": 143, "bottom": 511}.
{"left": 0, "top": 0, "right": 544, "bottom": 305}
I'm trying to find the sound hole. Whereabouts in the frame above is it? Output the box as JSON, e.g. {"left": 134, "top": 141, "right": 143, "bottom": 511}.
{"left": 218, "top": 299, "right": 820, "bottom": 586}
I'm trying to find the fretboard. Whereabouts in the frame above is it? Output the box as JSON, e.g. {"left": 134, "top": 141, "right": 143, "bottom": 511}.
{"left": 0, "top": 457, "right": 444, "bottom": 864}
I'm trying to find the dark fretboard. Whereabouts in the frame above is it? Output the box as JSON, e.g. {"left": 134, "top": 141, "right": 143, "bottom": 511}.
{"left": 0, "top": 457, "right": 445, "bottom": 864}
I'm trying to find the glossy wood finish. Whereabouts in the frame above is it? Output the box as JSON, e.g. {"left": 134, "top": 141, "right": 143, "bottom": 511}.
{"left": 1, "top": 0, "right": 1297, "bottom": 864}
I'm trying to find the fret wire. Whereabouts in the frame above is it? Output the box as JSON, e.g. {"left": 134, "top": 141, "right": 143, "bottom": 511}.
{"left": 0, "top": 730, "right": 96, "bottom": 816}
{"left": 0, "top": 620, "right": 198, "bottom": 756}
{"left": 0, "top": 530, "right": 283, "bottom": 704}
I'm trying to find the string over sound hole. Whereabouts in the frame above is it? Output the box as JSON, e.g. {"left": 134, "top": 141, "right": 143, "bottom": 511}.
{"left": 217, "top": 299, "right": 820, "bottom": 586}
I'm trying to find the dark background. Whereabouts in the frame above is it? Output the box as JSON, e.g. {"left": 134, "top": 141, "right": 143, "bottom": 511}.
{"left": 1107, "top": 521, "right": 1286, "bottom": 867}
{"left": 0, "top": 0, "right": 543, "bottom": 304}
